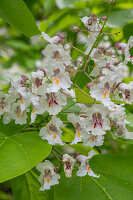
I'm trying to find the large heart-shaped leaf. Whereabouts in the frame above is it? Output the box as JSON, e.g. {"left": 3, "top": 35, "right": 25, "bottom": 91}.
{"left": 99, "top": 9, "right": 133, "bottom": 28}
{"left": 54, "top": 154, "right": 133, "bottom": 200}
{"left": 11, "top": 169, "right": 50, "bottom": 200}
{"left": 0, "top": 118, "right": 29, "bottom": 136}
{"left": 0, "top": 132, "right": 51, "bottom": 183}
{"left": 10, "top": 154, "right": 133, "bottom": 199}
{"left": 0, "top": 0, "right": 40, "bottom": 37}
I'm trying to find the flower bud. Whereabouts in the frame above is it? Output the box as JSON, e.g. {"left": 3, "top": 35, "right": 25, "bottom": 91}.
{"left": 62, "top": 154, "right": 75, "bottom": 178}
{"left": 100, "top": 16, "right": 107, "bottom": 21}
{"left": 86, "top": 82, "right": 94, "bottom": 89}
{"left": 72, "top": 26, "right": 80, "bottom": 31}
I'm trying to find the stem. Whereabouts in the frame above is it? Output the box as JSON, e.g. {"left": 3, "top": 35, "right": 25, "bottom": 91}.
{"left": 66, "top": 39, "right": 86, "bottom": 55}
{"left": 88, "top": 3, "right": 113, "bottom": 58}
{"left": 95, "top": 146, "right": 101, "bottom": 153}
{"left": 52, "top": 147, "right": 62, "bottom": 156}
{"left": 62, "top": 111, "right": 85, "bottom": 114}
{"left": 84, "top": 71, "right": 93, "bottom": 81}
{"left": 73, "top": 81, "right": 92, "bottom": 99}
{"left": 52, "top": 150, "right": 62, "bottom": 162}
{"left": 46, "top": 75, "right": 52, "bottom": 83}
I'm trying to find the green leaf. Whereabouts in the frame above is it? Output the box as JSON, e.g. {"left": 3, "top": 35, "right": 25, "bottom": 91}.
{"left": 74, "top": 88, "right": 96, "bottom": 104}
{"left": 61, "top": 127, "right": 75, "bottom": 142}
{"left": 0, "top": 190, "right": 11, "bottom": 200}
{"left": 0, "top": 118, "right": 28, "bottom": 136}
{"left": 54, "top": 154, "right": 133, "bottom": 200}
{"left": 106, "top": 9, "right": 133, "bottom": 28}
{"left": 11, "top": 169, "right": 49, "bottom": 200}
{"left": 126, "top": 114, "right": 133, "bottom": 132}
{"left": 0, "top": 131, "right": 51, "bottom": 183}
{"left": 71, "top": 143, "right": 95, "bottom": 156}
{"left": 0, "top": 0, "right": 40, "bottom": 37}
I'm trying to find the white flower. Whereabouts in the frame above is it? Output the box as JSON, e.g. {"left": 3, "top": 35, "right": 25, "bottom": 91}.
{"left": 40, "top": 116, "right": 64, "bottom": 145}
{"left": 90, "top": 77, "right": 119, "bottom": 108}
{"left": 84, "top": 104, "right": 110, "bottom": 135}
{"left": 62, "top": 154, "right": 76, "bottom": 178}
{"left": 124, "top": 129, "right": 133, "bottom": 140}
{"left": 67, "top": 113, "right": 87, "bottom": 144}
{"left": 44, "top": 92, "right": 67, "bottom": 115}
{"left": 124, "top": 36, "right": 133, "bottom": 64}
{"left": 8, "top": 73, "right": 29, "bottom": 97}
{"left": 90, "top": 58, "right": 107, "bottom": 77}
{"left": 109, "top": 105, "right": 127, "bottom": 126}
{"left": 115, "top": 37, "right": 133, "bottom": 65}
{"left": 41, "top": 32, "right": 64, "bottom": 44}
{"left": 47, "top": 69, "right": 72, "bottom": 93}
{"left": 36, "top": 160, "right": 60, "bottom": 191}
{"left": 11, "top": 102, "right": 29, "bottom": 125}
{"left": 119, "top": 82, "right": 133, "bottom": 103}
{"left": 31, "top": 70, "right": 46, "bottom": 95}
{"left": 76, "top": 150, "right": 99, "bottom": 177}
{"left": 83, "top": 133, "right": 104, "bottom": 147}
{"left": 31, "top": 95, "right": 46, "bottom": 123}
{"left": 81, "top": 15, "right": 102, "bottom": 55}
{"left": 81, "top": 15, "right": 101, "bottom": 37}
{"left": 43, "top": 44, "right": 71, "bottom": 74}
{"left": 3, "top": 112, "right": 12, "bottom": 124}
{"left": 0, "top": 92, "right": 11, "bottom": 116}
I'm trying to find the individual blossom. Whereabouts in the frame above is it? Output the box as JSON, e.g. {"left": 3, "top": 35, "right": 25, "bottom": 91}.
{"left": 83, "top": 133, "right": 104, "bottom": 147}
{"left": 109, "top": 105, "right": 128, "bottom": 128}
{"left": 40, "top": 116, "right": 64, "bottom": 145}
{"left": 124, "top": 129, "right": 133, "bottom": 140}
{"left": 11, "top": 102, "right": 29, "bottom": 125}
{"left": 90, "top": 73, "right": 121, "bottom": 108}
{"left": 44, "top": 91, "right": 67, "bottom": 115}
{"left": 31, "top": 95, "right": 46, "bottom": 123}
{"left": 8, "top": 73, "right": 29, "bottom": 97}
{"left": 62, "top": 154, "right": 76, "bottom": 178}
{"left": 43, "top": 44, "right": 71, "bottom": 74}
{"left": 36, "top": 160, "right": 60, "bottom": 191}
{"left": 84, "top": 104, "right": 110, "bottom": 135}
{"left": 76, "top": 150, "right": 99, "bottom": 177}
{"left": 119, "top": 82, "right": 133, "bottom": 103}
{"left": 90, "top": 57, "right": 107, "bottom": 77}
{"left": 115, "top": 36, "right": 133, "bottom": 65}
{"left": 47, "top": 68, "right": 72, "bottom": 93}
{"left": 31, "top": 70, "right": 46, "bottom": 95}
{"left": 8, "top": 73, "right": 31, "bottom": 111}
{"left": 67, "top": 113, "right": 87, "bottom": 144}
{"left": 0, "top": 92, "right": 11, "bottom": 116}
{"left": 41, "top": 32, "right": 64, "bottom": 44}
{"left": 81, "top": 15, "right": 102, "bottom": 55}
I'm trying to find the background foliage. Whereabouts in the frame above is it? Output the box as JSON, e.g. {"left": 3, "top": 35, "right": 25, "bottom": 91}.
{"left": 0, "top": 0, "right": 133, "bottom": 199}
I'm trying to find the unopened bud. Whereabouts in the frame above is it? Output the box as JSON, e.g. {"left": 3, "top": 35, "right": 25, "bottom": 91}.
{"left": 57, "top": 34, "right": 65, "bottom": 39}
{"left": 114, "top": 42, "right": 127, "bottom": 53}
{"left": 72, "top": 26, "right": 80, "bottom": 31}
{"left": 114, "top": 42, "right": 121, "bottom": 50}
{"left": 101, "top": 16, "right": 107, "bottom": 21}
{"left": 21, "top": 75, "right": 28, "bottom": 80}
{"left": 86, "top": 82, "right": 94, "bottom": 89}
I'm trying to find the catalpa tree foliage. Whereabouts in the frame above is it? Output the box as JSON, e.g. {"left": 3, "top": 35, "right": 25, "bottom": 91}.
{"left": 1, "top": 0, "right": 133, "bottom": 199}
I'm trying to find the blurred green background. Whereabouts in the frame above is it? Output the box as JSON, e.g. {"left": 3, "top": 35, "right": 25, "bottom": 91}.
{"left": 0, "top": 0, "right": 133, "bottom": 199}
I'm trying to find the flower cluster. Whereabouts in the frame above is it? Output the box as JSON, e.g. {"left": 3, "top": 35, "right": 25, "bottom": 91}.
{"left": 1, "top": 12, "right": 133, "bottom": 190}
{"left": 36, "top": 150, "right": 99, "bottom": 190}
